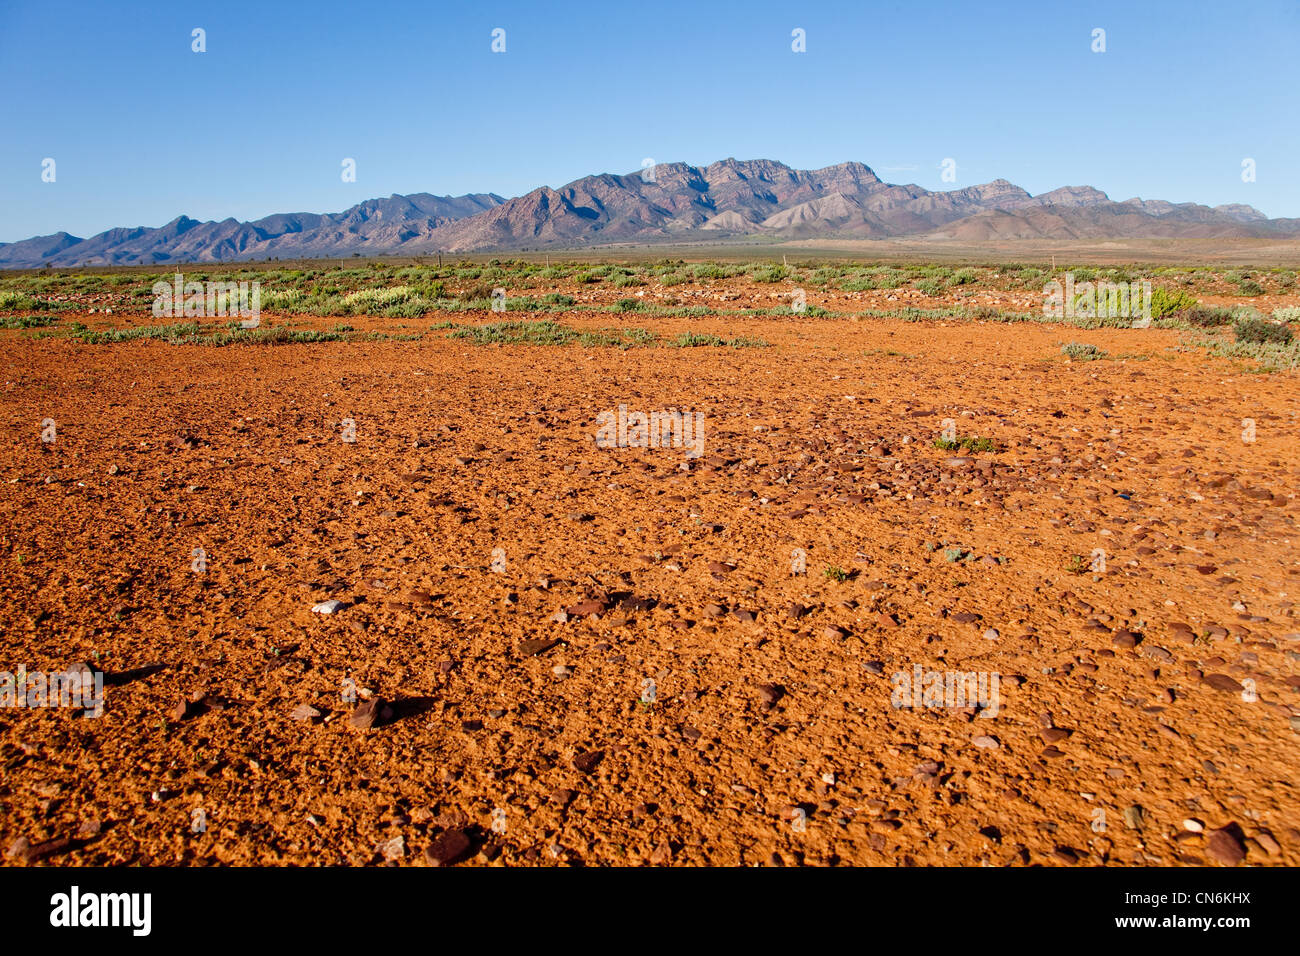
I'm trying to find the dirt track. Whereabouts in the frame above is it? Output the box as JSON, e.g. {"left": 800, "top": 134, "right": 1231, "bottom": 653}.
{"left": 2, "top": 307, "right": 1298, "bottom": 866}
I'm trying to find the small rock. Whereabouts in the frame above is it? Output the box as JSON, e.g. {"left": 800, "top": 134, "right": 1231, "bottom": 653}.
{"left": 424, "top": 829, "right": 472, "bottom": 866}
{"left": 572, "top": 750, "right": 604, "bottom": 774}
{"left": 290, "top": 703, "right": 322, "bottom": 721}
{"left": 348, "top": 698, "right": 389, "bottom": 730}
{"left": 377, "top": 835, "right": 405, "bottom": 862}
{"left": 311, "top": 599, "right": 345, "bottom": 614}
{"left": 1203, "top": 673, "right": 1243, "bottom": 692}
{"left": 972, "top": 735, "right": 1000, "bottom": 749}
{"left": 519, "top": 638, "right": 559, "bottom": 657}
{"left": 1206, "top": 826, "right": 1247, "bottom": 866}
{"left": 1183, "top": 819, "right": 1204, "bottom": 833}
{"left": 982, "top": 628, "right": 1000, "bottom": 641}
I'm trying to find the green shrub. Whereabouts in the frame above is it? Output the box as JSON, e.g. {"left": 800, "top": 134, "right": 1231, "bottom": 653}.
{"left": 1237, "top": 278, "right": 1264, "bottom": 296}
{"left": 1234, "top": 315, "right": 1294, "bottom": 344}
{"left": 1183, "top": 305, "right": 1234, "bottom": 327}
{"left": 751, "top": 266, "right": 789, "bottom": 283}
{"left": 1061, "top": 341, "right": 1106, "bottom": 360}
{"left": 1272, "top": 306, "right": 1300, "bottom": 323}
{"left": 1149, "top": 287, "right": 1198, "bottom": 319}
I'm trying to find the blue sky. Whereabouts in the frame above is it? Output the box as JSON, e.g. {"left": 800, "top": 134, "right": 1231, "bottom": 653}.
{"left": 2, "top": 0, "right": 1298, "bottom": 242}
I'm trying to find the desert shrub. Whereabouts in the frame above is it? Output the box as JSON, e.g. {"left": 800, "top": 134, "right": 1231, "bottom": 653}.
{"left": 613, "top": 298, "right": 643, "bottom": 312}
{"left": 258, "top": 288, "right": 305, "bottom": 311}
{"left": 1272, "top": 306, "right": 1300, "bottom": 323}
{"left": 341, "top": 286, "right": 421, "bottom": 313}
{"left": 1061, "top": 341, "right": 1106, "bottom": 360}
{"left": 951, "top": 268, "right": 979, "bottom": 285}
{"left": 1237, "top": 278, "right": 1265, "bottom": 296}
{"left": 1275, "top": 272, "right": 1296, "bottom": 289}
{"left": 751, "top": 266, "right": 789, "bottom": 283}
{"left": 914, "top": 278, "right": 945, "bottom": 296}
{"left": 1235, "top": 315, "right": 1294, "bottom": 344}
{"left": 1149, "top": 287, "right": 1199, "bottom": 319}
{"left": 0, "top": 314, "right": 58, "bottom": 328}
{"left": 541, "top": 293, "right": 575, "bottom": 307}
{"left": 613, "top": 275, "right": 645, "bottom": 288}
{"left": 1183, "top": 305, "right": 1234, "bottom": 327}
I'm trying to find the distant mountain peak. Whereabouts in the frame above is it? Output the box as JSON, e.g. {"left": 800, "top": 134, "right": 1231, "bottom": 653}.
{"left": 1, "top": 161, "right": 1292, "bottom": 268}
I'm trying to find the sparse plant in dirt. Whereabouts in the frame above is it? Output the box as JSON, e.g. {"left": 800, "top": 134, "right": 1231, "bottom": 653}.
{"left": 824, "top": 565, "right": 847, "bottom": 582}
{"left": 933, "top": 435, "right": 999, "bottom": 453}
{"left": 943, "top": 548, "right": 968, "bottom": 563}
{"left": 614, "top": 298, "right": 643, "bottom": 312}
{"left": 1183, "top": 305, "right": 1234, "bottom": 327}
{"left": 1236, "top": 278, "right": 1264, "bottom": 296}
{"left": 1148, "top": 287, "right": 1199, "bottom": 319}
{"left": 1061, "top": 341, "right": 1106, "bottom": 360}
{"left": 751, "top": 266, "right": 789, "bottom": 283}
{"left": 0, "top": 314, "right": 58, "bottom": 328}
{"left": 1066, "top": 554, "right": 1089, "bottom": 574}
{"left": 1234, "top": 314, "right": 1293, "bottom": 344}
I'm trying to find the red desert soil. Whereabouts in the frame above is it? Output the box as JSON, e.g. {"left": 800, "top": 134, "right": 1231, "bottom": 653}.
{"left": 1, "top": 309, "right": 1298, "bottom": 866}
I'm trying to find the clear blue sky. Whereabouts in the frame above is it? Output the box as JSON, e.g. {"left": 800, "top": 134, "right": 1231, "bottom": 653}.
{"left": 2, "top": 0, "right": 1298, "bottom": 242}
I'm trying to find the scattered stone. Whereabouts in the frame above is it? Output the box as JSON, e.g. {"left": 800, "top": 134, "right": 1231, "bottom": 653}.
{"left": 972, "top": 735, "right": 1000, "bottom": 749}
{"left": 1122, "top": 806, "right": 1144, "bottom": 830}
{"left": 1183, "top": 819, "right": 1204, "bottom": 833}
{"left": 1203, "top": 673, "right": 1243, "bottom": 692}
{"left": 424, "top": 829, "right": 472, "bottom": 866}
{"left": 519, "top": 638, "right": 560, "bottom": 657}
{"left": 290, "top": 703, "right": 322, "bottom": 721}
{"left": 982, "top": 628, "right": 1000, "bottom": 641}
{"left": 753, "top": 683, "right": 784, "bottom": 708}
{"left": 311, "top": 599, "right": 345, "bottom": 614}
{"left": 572, "top": 750, "right": 604, "bottom": 774}
{"left": 1112, "top": 629, "right": 1139, "bottom": 648}
{"left": 1206, "top": 826, "right": 1247, "bottom": 866}
{"left": 5, "top": 835, "right": 73, "bottom": 864}
{"left": 348, "top": 698, "right": 389, "bottom": 730}
{"left": 377, "top": 834, "right": 405, "bottom": 862}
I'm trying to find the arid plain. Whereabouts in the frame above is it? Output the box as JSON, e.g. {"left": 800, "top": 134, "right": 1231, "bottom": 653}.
{"left": 1, "top": 259, "right": 1298, "bottom": 866}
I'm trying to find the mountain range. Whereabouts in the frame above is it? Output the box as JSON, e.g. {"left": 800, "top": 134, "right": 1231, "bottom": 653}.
{"left": 5, "top": 158, "right": 1299, "bottom": 268}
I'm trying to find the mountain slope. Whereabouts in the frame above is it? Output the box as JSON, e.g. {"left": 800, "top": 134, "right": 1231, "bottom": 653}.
{"left": 2, "top": 160, "right": 1294, "bottom": 268}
